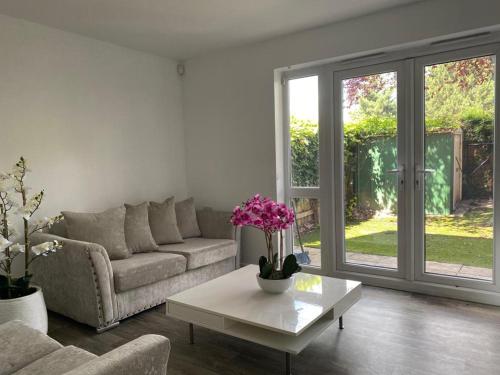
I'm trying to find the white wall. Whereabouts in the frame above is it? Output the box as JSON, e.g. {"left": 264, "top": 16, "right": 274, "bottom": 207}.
{"left": 0, "top": 14, "right": 187, "bottom": 272}
{"left": 183, "top": 0, "right": 500, "bottom": 264}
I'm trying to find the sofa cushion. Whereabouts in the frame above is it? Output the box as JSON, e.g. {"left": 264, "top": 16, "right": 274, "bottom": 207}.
{"left": 159, "top": 238, "right": 237, "bottom": 270}
{"left": 125, "top": 202, "right": 159, "bottom": 253}
{"left": 0, "top": 320, "right": 62, "bottom": 375}
{"left": 148, "top": 197, "right": 184, "bottom": 245}
{"left": 63, "top": 207, "right": 130, "bottom": 260}
{"left": 196, "top": 209, "right": 235, "bottom": 239}
{"left": 175, "top": 198, "right": 202, "bottom": 239}
{"left": 112, "top": 252, "right": 187, "bottom": 292}
{"left": 12, "top": 346, "right": 97, "bottom": 375}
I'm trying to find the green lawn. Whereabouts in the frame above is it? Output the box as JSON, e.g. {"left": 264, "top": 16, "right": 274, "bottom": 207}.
{"left": 298, "top": 207, "right": 493, "bottom": 268}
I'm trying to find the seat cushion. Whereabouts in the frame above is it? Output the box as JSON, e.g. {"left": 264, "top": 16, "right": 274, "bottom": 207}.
{"left": 159, "top": 238, "right": 237, "bottom": 270}
{"left": 12, "top": 346, "right": 97, "bottom": 375}
{"left": 112, "top": 252, "right": 187, "bottom": 292}
{"left": 0, "top": 320, "right": 62, "bottom": 375}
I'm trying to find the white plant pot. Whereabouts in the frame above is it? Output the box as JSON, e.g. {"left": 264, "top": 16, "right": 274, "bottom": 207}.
{"left": 0, "top": 286, "right": 48, "bottom": 333}
{"left": 256, "top": 274, "right": 295, "bottom": 294}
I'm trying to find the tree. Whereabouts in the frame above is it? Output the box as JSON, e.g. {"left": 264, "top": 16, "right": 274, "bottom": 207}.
{"left": 343, "top": 57, "right": 494, "bottom": 123}
{"left": 425, "top": 57, "right": 494, "bottom": 121}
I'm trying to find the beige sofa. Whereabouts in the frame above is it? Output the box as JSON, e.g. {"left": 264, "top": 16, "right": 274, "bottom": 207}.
{"left": 0, "top": 320, "right": 170, "bottom": 375}
{"left": 31, "top": 209, "right": 239, "bottom": 332}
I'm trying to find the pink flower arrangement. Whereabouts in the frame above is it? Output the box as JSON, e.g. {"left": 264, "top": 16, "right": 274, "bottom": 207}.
{"left": 231, "top": 194, "right": 295, "bottom": 234}
{"left": 231, "top": 195, "right": 299, "bottom": 280}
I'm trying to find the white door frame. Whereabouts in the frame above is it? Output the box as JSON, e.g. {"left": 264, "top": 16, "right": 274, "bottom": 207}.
{"left": 282, "top": 66, "right": 334, "bottom": 276}
{"left": 280, "top": 37, "right": 500, "bottom": 303}
{"left": 413, "top": 44, "right": 500, "bottom": 292}
{"left": 333, "top": 61, "right": 409, "bottom": 279}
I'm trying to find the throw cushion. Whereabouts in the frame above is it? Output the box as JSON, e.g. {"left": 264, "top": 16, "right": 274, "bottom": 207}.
{"left": 63, "top": 207, "right": 130, "bottom": 260}
{"left": 196, "top": 208, "right": 235, "bottom": 239}
{"left": 125, "top": 202, "right": 159, "bottom": 253}
{"left": 148, "top": 197, "right": 184, "bottom": 245}
{"left": 175, "top": 197, "right": 202, "bottom": 239}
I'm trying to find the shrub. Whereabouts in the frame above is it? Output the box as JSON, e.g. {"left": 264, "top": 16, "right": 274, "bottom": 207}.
{"left": 290, "top": 117, "right": 319, "bottom": 187}
{"left": 289, "top": 112, "right": 492, "bottom": 214}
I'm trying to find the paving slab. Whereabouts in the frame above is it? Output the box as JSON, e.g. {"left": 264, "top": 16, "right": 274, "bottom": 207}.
{"left": 425, "top": 261, "right": 462, "bottom": 276}
{"left": 294, "top": 247, "right": 491, "bottom": 280}
{"left": 458, "top": 266, "right": 493, "bottom": 281}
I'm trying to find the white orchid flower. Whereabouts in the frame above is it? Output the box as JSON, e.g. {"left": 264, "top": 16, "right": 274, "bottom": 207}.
{"left": 16, "top": 206, "right": 32, "bottom": 221}
{"left": 0, "top": 235, "right": 12, "bottom": 250}
{"left": 31, "top": 241, "right": 60, "bottom": 256}
{"left": 10, "top": 243, "right": 25, "bottom": 257}
{"left": 31, "top": 242, "right": 53, "bottom": 256}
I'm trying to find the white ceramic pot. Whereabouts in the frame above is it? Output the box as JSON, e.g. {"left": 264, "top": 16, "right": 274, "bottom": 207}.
{"left": 0, "top": 286, "right": 48, "bottom": 333}
{"left": 256, "top": 274, "right": 295, "bottom": 294}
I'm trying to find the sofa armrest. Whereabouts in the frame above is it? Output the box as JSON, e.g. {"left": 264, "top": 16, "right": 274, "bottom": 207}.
{"left": 30, "top": 233, "right": 118, "bottom": 329}
{"left": 65, "top": 335, "right": 170, "bottom": 375}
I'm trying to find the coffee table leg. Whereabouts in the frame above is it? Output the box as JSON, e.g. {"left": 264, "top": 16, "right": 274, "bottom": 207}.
{"left": 339, "top": 316, "right": 344, "bottom": 329}
{"left": 189, "top": 323, "right": 194, "bottom": 344}
{"left": 285, "top": 352, "right": 291, "bottom": 375}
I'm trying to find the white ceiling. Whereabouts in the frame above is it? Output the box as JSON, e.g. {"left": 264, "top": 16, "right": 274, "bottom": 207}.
{"left": 0, "top": 0, "right": 422, "bottom": 60}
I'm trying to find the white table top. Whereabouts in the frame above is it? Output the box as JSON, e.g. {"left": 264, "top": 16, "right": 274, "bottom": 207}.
{"left": 167, "top": 265, "right": 361, "bottom": 336}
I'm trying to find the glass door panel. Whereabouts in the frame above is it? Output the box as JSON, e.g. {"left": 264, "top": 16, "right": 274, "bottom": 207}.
{"left": 292, "top": 198, "right": 321, "bottom": 267}
{"left": 337, "top": 65, "right": 404, "bottom": 273}
{"left": 288, "top": 76, "right": 322, "bottom": 268}
{"left": 422, "top": 55, "right": 495, "bottom": 281}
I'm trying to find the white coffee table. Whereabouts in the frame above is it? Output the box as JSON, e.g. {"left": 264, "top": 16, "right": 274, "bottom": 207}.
{"left": 166, "top": 265, "right": 362, "bottom": 374}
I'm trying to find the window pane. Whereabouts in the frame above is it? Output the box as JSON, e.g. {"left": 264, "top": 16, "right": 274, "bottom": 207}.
{"left": 423, "top": 55, "right": 495, "bottom": 281}
{"left": 289, "top": 76, "right": 319, "bottom": 187}
{"left": 292, "top": 198, "right": 320, "bottom": 267}
{"left": 341, "top": 72, "right": 399, "bottom": 269}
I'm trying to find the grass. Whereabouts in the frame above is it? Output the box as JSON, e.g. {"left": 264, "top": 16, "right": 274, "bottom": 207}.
{"left": 298, "top": 207, "right": 493, "bottom": 268}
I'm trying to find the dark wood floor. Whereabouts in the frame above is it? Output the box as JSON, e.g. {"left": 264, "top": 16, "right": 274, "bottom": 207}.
{"left": 48, "top": 286, "right": 500, "bottom": 375}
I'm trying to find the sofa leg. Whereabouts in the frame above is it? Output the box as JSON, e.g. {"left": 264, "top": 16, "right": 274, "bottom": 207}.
{"left": 96, "top": 321, "right": 120, "bottom": 333}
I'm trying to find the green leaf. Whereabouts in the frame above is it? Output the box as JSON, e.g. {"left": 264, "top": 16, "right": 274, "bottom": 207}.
{"left": 282, "top": 254, "right": 301, "bottom": 278}
{"left": 0, "top": 275, "right": 8, "bottom": 289}
{"left": 269, "top": 271, "right": 284, "bottom": 280}
{"left": 14, "top": 275, "right": 32, "bottom": 290}
{"left": 258, "top": 256, "right": 267, "bottom": 274}
{"left": 260, "top": 263, "right": 273, "bottom": 279}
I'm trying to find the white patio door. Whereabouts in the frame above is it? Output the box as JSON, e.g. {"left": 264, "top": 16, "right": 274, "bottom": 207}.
{"left": 414, "top": 45, "right": 500, "bottom": 290}
{"left": 333, "top": 61, "right": 409, "bottom": 278}
{"left": 284, "top": 40, "right": 500, "bottom": 298}
{"left": 331, "top": 46, "right": 500, "bottom": 292}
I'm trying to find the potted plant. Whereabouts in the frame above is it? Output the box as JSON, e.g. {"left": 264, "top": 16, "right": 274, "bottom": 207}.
{"left": 231, "top": 194, "right": 301, "bottom": 293}
{"left": 0, "top": 157, "right": 62, "bottom": 333}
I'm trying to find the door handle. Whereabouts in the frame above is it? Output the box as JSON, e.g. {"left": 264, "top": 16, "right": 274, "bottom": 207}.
{"left": 387, "top": 168, "right": 403, "bottom": 174}
{"left": 387, "top": 166, "right": 405, "bottom": 191}
{"left": 416, "top": 168, "right": 435, "bottom": 174}
{"left": 415, "top": 167, "right": 434, "bottom": 190}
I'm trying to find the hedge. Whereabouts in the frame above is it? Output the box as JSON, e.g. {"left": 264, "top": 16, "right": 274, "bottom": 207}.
{"left": 290, "top": 112, "right": 493, "bottom": 188}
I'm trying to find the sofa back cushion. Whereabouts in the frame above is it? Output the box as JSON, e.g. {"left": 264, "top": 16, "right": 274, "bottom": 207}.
{"left": 125, "top": 202, "right": 159, "bottom": 253}
{"left": 175, "top": 198, "right": 202, "bottom": 239}
{"left": 148, "top": 197, "right": 183, "bottom": 245}
{"left": 47, "top": 219, "right": 68, "bottom": 238}
{"left": 63, "top": 207, "right": 130, "bottom": 260}
{"left": 196, "top": 208, "right": 235, "bottom": 239}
